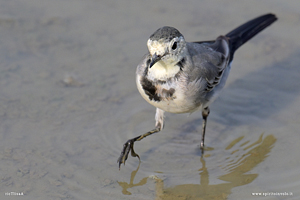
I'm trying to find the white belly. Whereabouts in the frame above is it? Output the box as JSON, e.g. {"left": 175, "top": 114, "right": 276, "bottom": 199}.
{"left": 136, "top": 74, "right": 201, "bottom": 114}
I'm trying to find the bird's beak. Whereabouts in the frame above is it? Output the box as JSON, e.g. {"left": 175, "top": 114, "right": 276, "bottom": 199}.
{"left": 149, "top": 53, "right": 162, "bottom": 68}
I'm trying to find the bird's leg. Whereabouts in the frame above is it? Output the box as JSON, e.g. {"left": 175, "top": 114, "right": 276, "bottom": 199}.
{"left": 118, "top": 108, "right": 165, "bottom": 169}
{"left": 117, "top": 128, "right": 160, "bottom": 170}
{"left": 201, "top": 107, "right": 210, "bottom": 153}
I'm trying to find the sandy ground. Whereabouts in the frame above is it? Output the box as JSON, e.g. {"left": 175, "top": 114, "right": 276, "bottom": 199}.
{"left": 0, "top": 0, "right": 300, "bottom": 199}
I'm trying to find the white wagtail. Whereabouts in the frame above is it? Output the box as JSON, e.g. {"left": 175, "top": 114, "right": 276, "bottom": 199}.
{"left": 118, "top": 13, "right": 277, "bottom": 169}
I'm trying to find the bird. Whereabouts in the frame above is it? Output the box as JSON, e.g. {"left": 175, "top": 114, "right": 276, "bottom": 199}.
{"left": 117, "top": 13, "right": 277, "bottom": 169}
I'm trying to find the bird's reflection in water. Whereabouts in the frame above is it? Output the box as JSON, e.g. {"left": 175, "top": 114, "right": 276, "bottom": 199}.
{"left": 118, "top": 133, "right": 276, "bottom": 199}
{"left": 118, "top": 162, "right": 147, "bottom": 195}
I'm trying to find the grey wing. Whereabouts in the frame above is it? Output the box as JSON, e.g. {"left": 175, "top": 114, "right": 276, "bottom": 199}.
{"left": 188, "top": 36, "right": 230, "bottom": 92}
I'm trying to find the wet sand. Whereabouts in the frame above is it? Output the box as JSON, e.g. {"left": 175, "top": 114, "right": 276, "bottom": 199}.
{"left": 0, "top": 0, "right": 300, "bottom": 199}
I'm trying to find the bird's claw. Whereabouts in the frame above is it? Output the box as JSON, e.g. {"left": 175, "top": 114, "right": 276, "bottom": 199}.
{"left": 118, "top": 139, "right": 140, "bottom": 170}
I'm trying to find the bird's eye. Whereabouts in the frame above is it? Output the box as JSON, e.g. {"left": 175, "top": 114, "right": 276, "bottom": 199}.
{"left": 171, "top": 42, "right": 177, "bottom": 50}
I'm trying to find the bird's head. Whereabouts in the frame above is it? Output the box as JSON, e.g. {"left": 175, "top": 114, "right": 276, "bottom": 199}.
{"left": 147, "top": 26, "right": 187, "bottom": 69}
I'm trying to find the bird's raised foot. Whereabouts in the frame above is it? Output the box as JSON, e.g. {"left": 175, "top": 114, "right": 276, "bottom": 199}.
{"left": 117, "top": 139, "right": 140, "bottom": 170}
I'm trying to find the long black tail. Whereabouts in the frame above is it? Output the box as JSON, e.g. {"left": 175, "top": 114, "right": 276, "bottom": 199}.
{"left": 226, "top": 13, "right": 277, "bottom": 61}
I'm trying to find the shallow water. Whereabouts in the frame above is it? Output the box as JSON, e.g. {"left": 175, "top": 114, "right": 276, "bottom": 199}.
{"left": 0, "top": 0, "right": 300, "bottom": 199}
